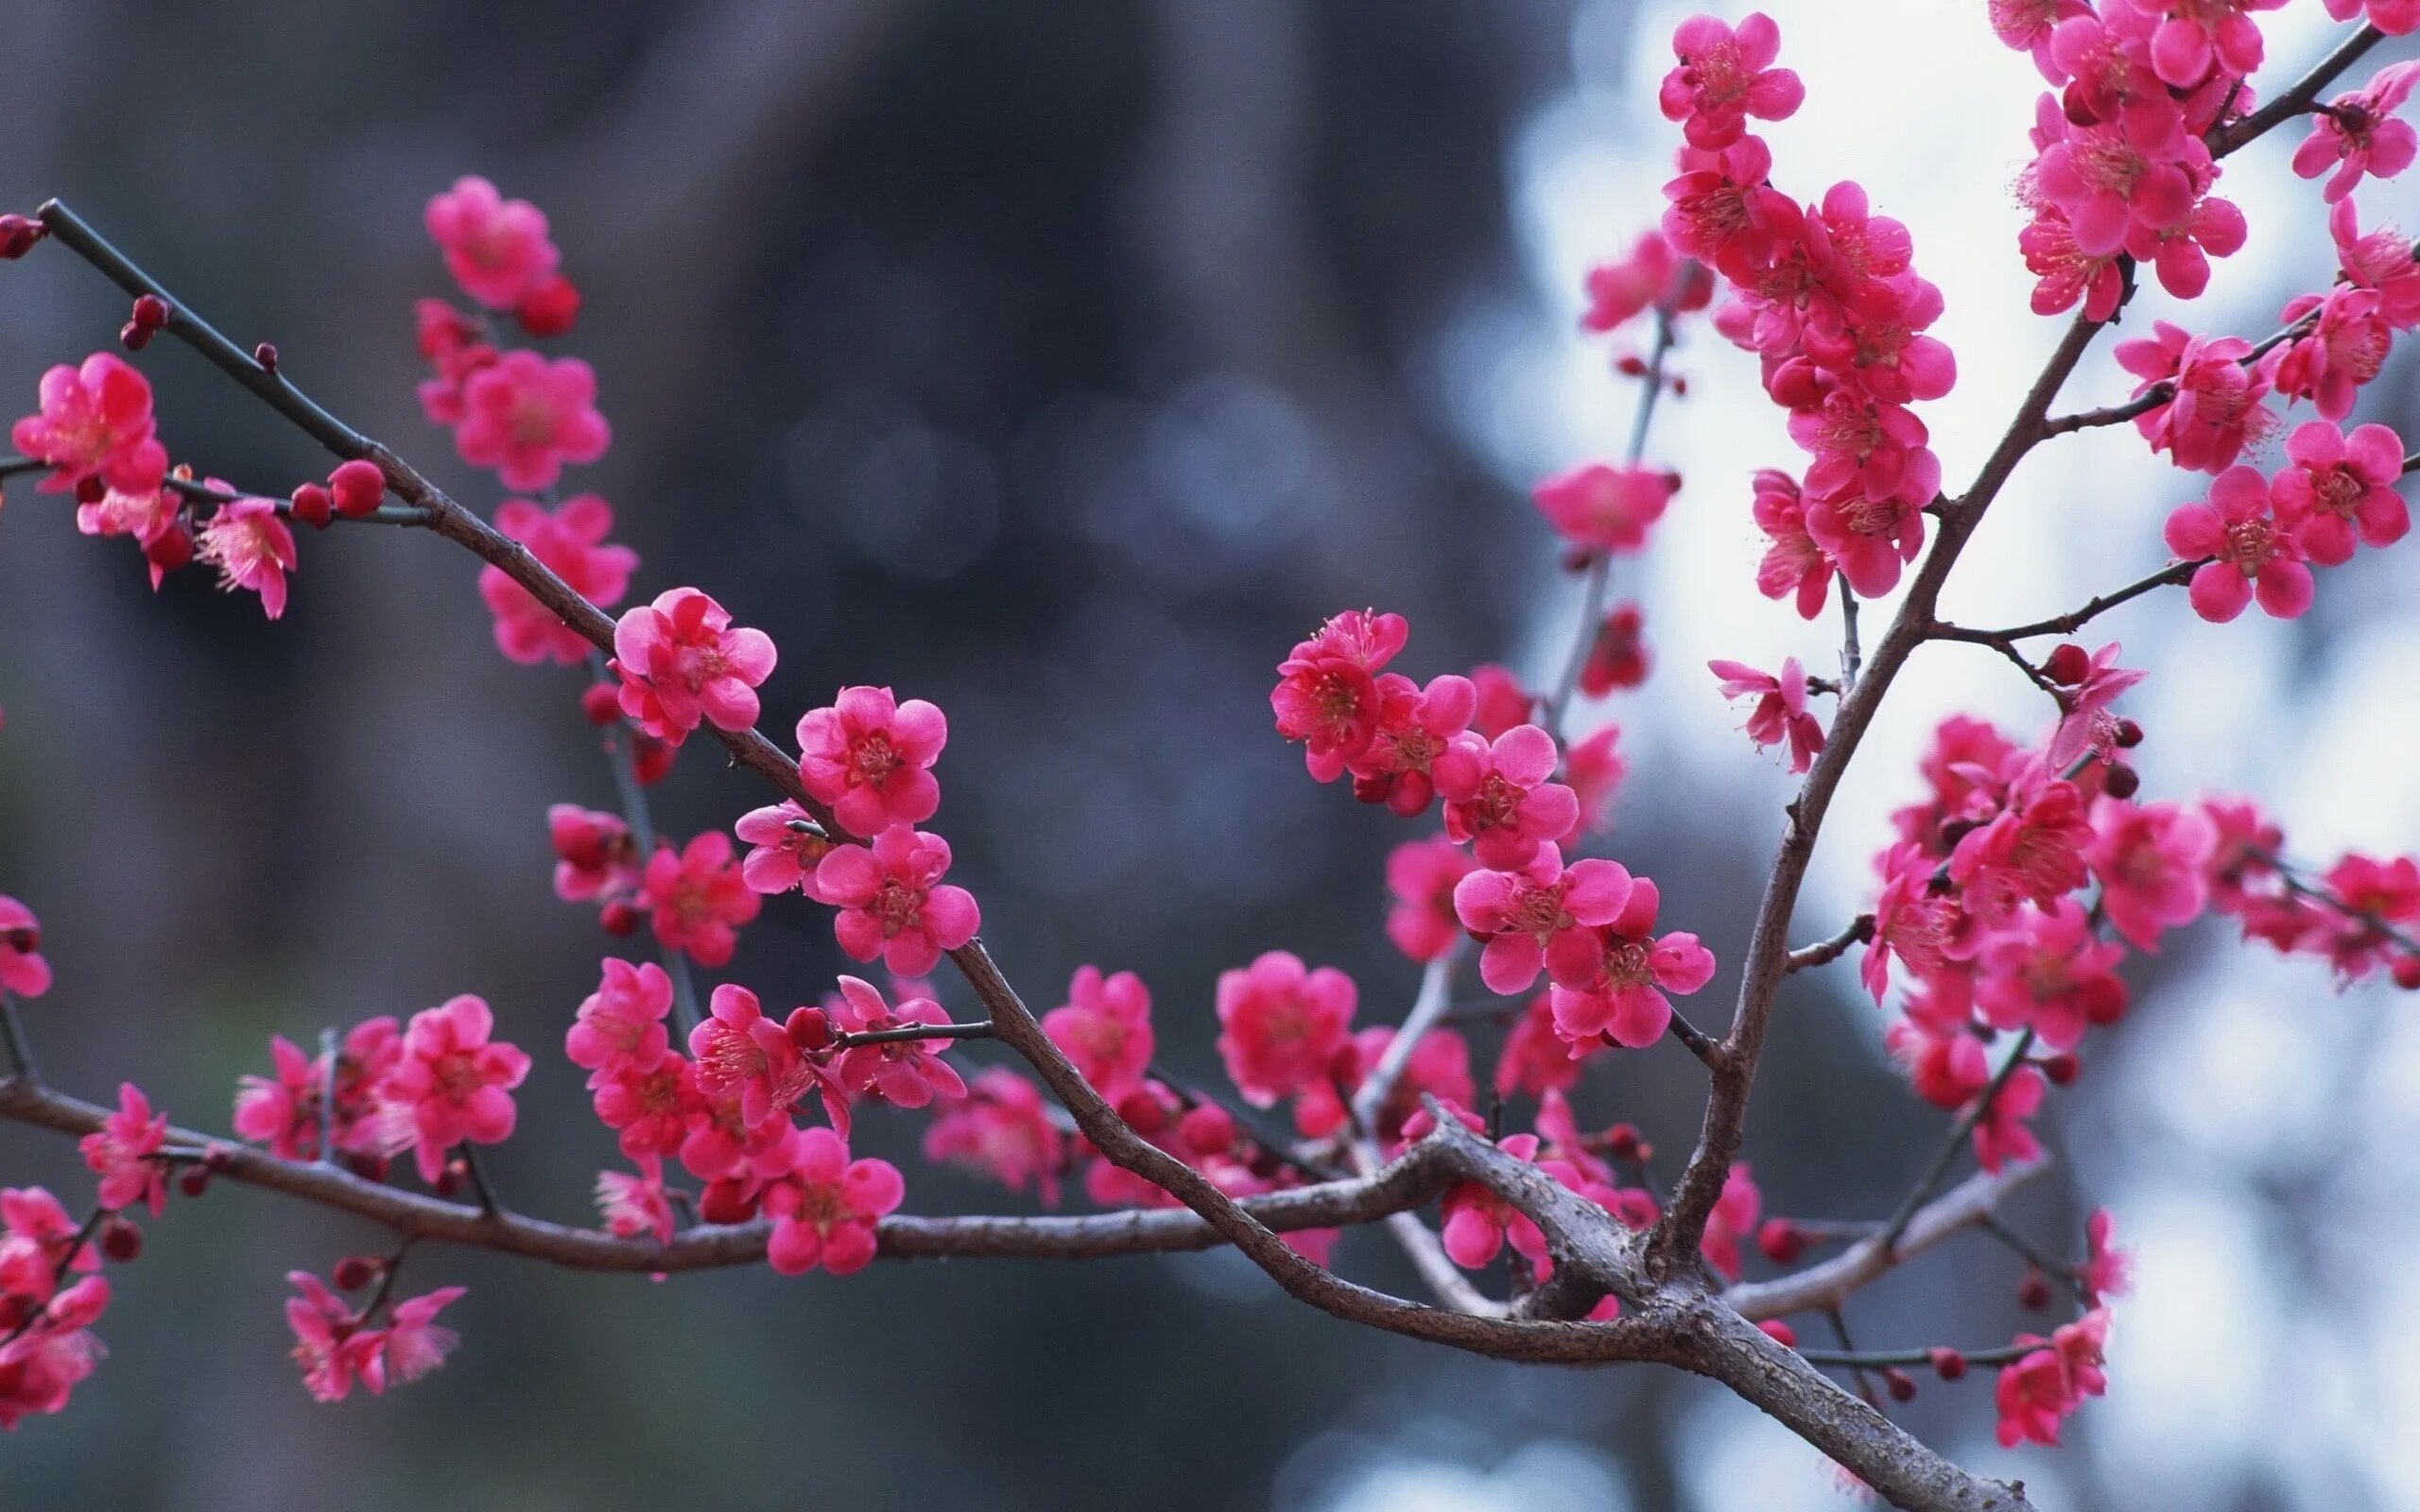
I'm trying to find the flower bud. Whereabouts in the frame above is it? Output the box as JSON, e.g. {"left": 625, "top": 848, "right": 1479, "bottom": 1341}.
{"left": 632, "top": 734, "right": 675, "bottom": 786}
{"left": 2016, "top": 1266, "right": 2053, "bottom": 1311}
{"left": 329, "top": 459, "right": 386, "bottom": 519}
{"left": 332, "top": 1255, "right": 380, "bottom": 1290}
{"left": 1757, "top": 1319, "right": 1796, "bottom": 1347}
{"left": 131, "top": 294, "right": 170, "bottom": 331}
{"left": 98, "top": 1215, "right": 143, "bottom": 1263}
{"left": 699, "top": 1178, "right": 757, "bottom": 1226}
{"left": 1883, "top": 1366, "right": 1917, "bottom": 1402}
{"left": 177, "top": 1166, "right": 211, "bottom": 1198}
{"left": 288, "top": 482, "right": 334, "bottom": 529}
{"left": 1928, "top": 1347, "right": 1967, "bottom": 1381}
{"left": 1756, "top": 1217, "right": 1807, "bottom": 1264}
{"left": 1178, "top": 1102, "right": 1236, "bottom": 1155}
{"left": 2113, "top": 717, "right": 2143, "bottom": 748}
{"left": 514, "top": 274, "right": 581, "bottom": 337}
{"left": 146, "top": 524, "right": 196, "bottom": 576}
{"left": 1116, "top": 1087, "right": 1169, "bottom": 1136}
{"left": 1602, "top": 1124, "right": 1647, "bottom": 1162}
{"left": 253, "top": 342, "right": 279, "bottom": 374}
{"left": 2039, "top": 1051, "right": 2081, "bottom": 1086}
{"left": 581, "top": 683, "right": 622, "bottom": 726}
{"left": 599, "top": 899, "right": 642, "bottom": 937}
{"left": 786, "top": 1005, "right": 832, "bottom": 1052}
{"left": 119, "top": 319, "right": 152, "bottom": 352}
{"left": 2101, "top": 763, "right": 2140, "bottom": 799}
{"left": 2394, "top": 954, "right": 2420, "bottom": 991}
{"left": 2043, "top": 643, "right": 2090, "bottom": 685}
{"left": 0, "top": 214, "right": 46, "bottom": 259}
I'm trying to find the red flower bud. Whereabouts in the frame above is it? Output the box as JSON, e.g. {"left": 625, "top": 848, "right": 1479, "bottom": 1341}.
{"left": 332, "top": 1255, "right": 380, "bottom": 1291}
{"left": 288, "top": 483, "right": 333, "bottom": 529}
{"left": 699, "top": 1177, "right": 757, "bottom": 1226}
{"left": 2039, "top": 1051, "right": 2081, "bottom": 1086}
{"left": 2015, "top": 1267, "right": 2053, "bottom": 1311}
{"left": 328, "top": 459, "right": 386, "bottom": 519}
{"left": 514, "top": 274, "right": 582, "bottom": 337}
{"left": 1928, "top": 1347, "right": 1967, "bottom": 1381}
{"left": 786, "top": 1005, "right": 832, "bottom": 1052}
{"left": 631, "top": 734, "right": 675, "bottom": 786}
{"left": 580, "top": 683, "right": 623, "bottom": 726}
{"left": 2043, "top": 643, "right": 2091, "bottom": 685}
{"left": 253, "top": 342, "right": 279, "bottom": 374}
{"left": 1116, "top": 1087, "right": 1168, "bottom": 1136}
{"left": 119, "top": 320, "right": 152, "bottom": 352}
{"left": 2102, "top": 763, "right": 2140, "bottom": 799}
{"left": 1883, "top": 1366, "right": 1917, "bottom": 1402}
{"left": 146, "top": 524, "right": 196, "bottom": 576}
{"left": 0, "top": 214, "right": 46, "bottom": 259}
{"left": 131, "top": 294, "right": 170, "bottom": 331}
{"left": 2113, "top": 717, "right": 2143, "bottom": 748}
{"left": 1757, "top": 1319, "right": 1797, "bottom": 1348}
{"left": 1603, "top": 1123, "right": 1646, "bottom": 1162}
{"left": 98, "top": 1215, "right": 143, "bottom": 1263}
{"left": 1756, "top": 1217, "right": 1807, "bottom": 1264}
{"left": 1178, "top": 1102, "right": 1236, "bottom": 1155}
{"left": 2394, "top": 954, "right": 2420, "bottom": 991}
{"left": 599, "top": 899, "right": 642, "bottom": 937}
{"left": 177, "top": 1166, "right": 211, "bottom": 1198}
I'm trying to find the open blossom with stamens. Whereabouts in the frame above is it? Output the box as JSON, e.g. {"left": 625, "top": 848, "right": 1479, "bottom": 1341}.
{"left": 1385, "top": 837, "right": 1479, "bottom": 963}
{"left": 1995, "top": 1308, "right": 2111, "bottom": 1448}
{"left": 1547, "top": 876, "right": 1715, "bottom": 1051}
{"left": 2086, "top": 796, "right": 2215, "bottom": 952}
{"left": 450, "top": 350, "right": 608, "bottom": 491}
{"left": 1990, "top": 0, "right": 2091, "bottom": 78}
{"left": 10, "top": 352, "right": 168, "bottom": 496}
{"left": 2270, "top": 421, "right": 2409, "bottom": 566}
{"left": 687, "top": 984, "right": 849, "bottom": 1135}
{"left": 198, "top": 497, "right": 298, "bottom": 619}
{"left": 383, "top": 996, "right": 532, "bottom": 1184}
{"left": 75, "top": 480, "right": 178, "bottom": 563}
{"left": 424, "top": 176, "right": 561, "bottom": 308}
{"left": 796, "top": 686, "right": 948, "bottom": 838}
{"left": 1270, "top": 610, "right": 1409, "bottom": 782}
{"left": 761, "top": 1127, "right": 904, "bottom": 1277}
{"left": 563, "top": 958, "right": 673, "bottom": 1085}
{"left": 0, "top": 1272, "right": 107, "bottom": 1427}
{"left": 1710, "top": 659, "right": 1825, "bottom": 774}
{"left": 812, "top": 825, "right": 980, "bottom": 978}
{"left": 828, "top": 976, "right": 968, "bottom": 1109}
{"left": 2265, "top": 286, "right": 2391, "bottom": 421}
{"left": 2045, "top": 642, "right": 2145, "bottom": 770}
{"left": 733, "top": 801, "right": 834, "bottom": 894}
{"left": 2114, "top": 322, "right": 2273, "bottom": 473}
{"left": 1662, "top": 135, "right": 1799, "bottom": 279}
{"left": 1975, "top": 901, "right": 2126, "bottom": 1050}
{"left": 1659, "top": 12, "right": 1803, "bottom": 149}
{"left": 78, "top": 1083, "right": 167, "bottom": 1216}
{"left": 2293, "top": 61, "right": 2420, "bottom": 202}
{"left": 2163, "top": 465, "right": 2315, "bottom": 623}
{"left": 285, "top": 1271, "right": 380, "bottom": 1403}
{"left": 478, "top": 496, "right": 637, "bottom": 664}
{"left": 2330, "top": 198, "right": 2420, "bottom": 328}
{"left": 1042, "top": 965, "right": 1154, "bottom": 1098}
{"left": 0, "top": 895, "right": 51, "bottom": 998}
{"left": 1453, "top": 843, "right": 1636, "bottom": 995}
{"left": 640, "top": 831, "right": 761, "bottom": 968}
{"left": 1215, "top": 951, "right": 1357, "bottom": 1108}
{"left": 2018, "top": 207, "right": 2126, "bottom": 321}
{"left": 1531, "top": 463, "right": 1677, "bottom": 557}
{"left": 1864, "top": 840, "right": 1974, "bottom": 1004}
{"left": 1950, "top": 766, "right": 2093, "bottom": 926}
{"left": 612, "top": 588, "right": 777, "bottom": 744}
{"left": 1581, "top": 229, "right": 1713, "bottom": 333}
{"left": 1752, "top": 469, "right": 1833, "bottom": 619}
{"left": 375, "top": 1286, "right": 467, "bottom": 1390}
{"left": 1433, "top": 724, "right": 1580, "bottom": 868}
{"left": 595, "top": 1160, "right": 675, "bottom": 1243}
{"left": 923, "top": 1067, "right": 1063, "bottom": 1203}
{"left": 589, "top": 1048, "right": 703, "bottom": 1161}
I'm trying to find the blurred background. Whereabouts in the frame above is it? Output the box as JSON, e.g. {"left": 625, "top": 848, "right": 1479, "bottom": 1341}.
{"left": 4, "top": 1, "right": 2418, "bottom": 1507}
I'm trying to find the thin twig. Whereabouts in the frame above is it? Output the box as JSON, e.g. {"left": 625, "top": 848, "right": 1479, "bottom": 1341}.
{"left": 1877, "top": 1030, "right": 2037, "bottom": 1254}
{"left": 1930, "top": 559, "right": 2200, "bottom": 644}
{"left": 1784, "top": 916, "right": 1874, "bottom": 975}
{"left": 1, "top": 991, "right": 38, "bottom": 1083}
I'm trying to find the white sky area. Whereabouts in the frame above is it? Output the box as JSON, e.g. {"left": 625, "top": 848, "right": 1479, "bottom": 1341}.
{"left": 1322, "top": 3, "right": 2420, "bottom": 1508}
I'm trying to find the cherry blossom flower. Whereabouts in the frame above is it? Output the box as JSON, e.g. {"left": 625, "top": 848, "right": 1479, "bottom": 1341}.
{"left": 639, "top": 831, "right": 760, "bottom": 967}
{"left": 1453, "top": 843, "right": 1637, "bottom": 994}
{"left": 1215, "top": 950, "right": 1357, "bottom": 1107}
{"left": 1270, "top": 609, "right": 1409, "bottom": 782}
{"left": 2266, "top": 286, "right": 2391, "bottom": 421}
{"left": 1971, "top": 1064, "right": 2047, "bottom": 1173}
{"left": 1700, "top": 1163, "right": 1762, "bottom": 1282}
{"left": 384, "top": 996, "right": 531, "bottom": 1184}
{"left": 1752, "top": 469, "right": 1833, "bottom": 619}
{"left": 812, "top": 825, "right": 980, "bottom": 978}
{"left": 1547, "top": 876, "right": 1716, "bottom": 1051}
{"left": 198, "top": 497, "right": 298, "bottom": 619}
{"left": 1531, "top": 462, "right": 1677, "bottom": 557}
{"left": 0, "top": 895, "right": 51, "bottom": 998}
{"left": 1437, "top": 1131, "right": 1552, "bottom": 1269}
{"left": 2308, "top": 853, "right": 2420, "bottom": 981}
{"left": 828, "top": 976, "right": 968, "bottom": 1108}
{"left": 1709, "top": 658, "right": 1825, "bottom": 774}
{"left": 1384, "top": 836, "right": 1479, "bottom": 964}
{"left": 2018, "top": 207, "right": 2127, "bottom": 322}
{"left": 2163, "top": 464, "right": 2315, "bottom": 623}
{"left": 478, "top": 496, "right": 637, "bottom": 664}
{"left": 451, "top": 350, "right": 609, "bottom": 491}
{"left": 1495, "top": 992, "right": 1590, "bottom": 1098}
{"left": 2293, "top": 61, "right": 2420, "bottom": 202}
{"left": 2045, "top": 641, "right": 2146, "bottom": 770}
{"left": 1950, "top": 766, "right": 2093, "bottom": 924}
{"left": 1581, "top": 230, "right": 1712, "bottom": 333}
{"left": 1662, "top": 135, "right": 1799, "bottom": 279}
{"left": 413, "top": 298, "right": 496, "bottom": 425}
{"left": 1433, "top": 724, "right": 1581, "bottom": 868}
{"left": 373, "top": 1286, "right": 466, "bottom": 1390}
{"left": 761, "top": 1127, "right": 903, "bottom": 1277}
{"left": 233, "top": 1035, "right": 327, "bottom": 1160}
{"left": 733, "top": 801, "right": 833, "bottom": 894}
{"left": 611, "top": 588, "right": 777, "bottom": 744}
{"left": 1974, "top": 901, "right": 2127, "bottom": 1050}
{"left": 589, "top": 1049, "right": 703, "bottom": 1161}
{"left": 2330, "top": 198, "right": 2420, "bottom": 328}
{"left": 1994, "top": 1307, "right": 2110, "bottom": 1448}
{"left": 687, "top": 983, "right": 847, "bottom": 1135}
{"left": 1564, "top": 726, "right": 1630, "bottom": 835}
{"left": 1041, "top": 965, "right": 1155, "bottom": 1097}
{"left": 285, "top": 1271, "right": 380, "bottom": 1403}
{"left": 2086, "top": 796, "right": 2216, "bottom": 951}
{"left": 593, "top": 1160, "right": 676, "bottom": 1244}
{"left": 1890, "top": 998, "right": 1992, "bottom": 1110}
{"left": 1348, "top": 673, "right": 1477, "bottom": 816}
{"left": 1296, "top": 1024, "right": 1475, "bottom": 1144}
{"left": 78, "top": 1083, "right": 167, "bottom": 1216}
{"left": 548, "top": 804, "right": 639, "bottom": 904}
{"left": 2114, "top": 322, "right": 2273, "bottom": 473}
{"left": 0, "top": 1274, "right": 107, "bottom": 1427}
{"left": 796, "top": 685, "right": 949, "bottom": 838}
{"left": 1580, "top": 604, "right": 1651, "bottom": 696}
{"left": 1659, "top": 12, "right": 1804, "bottom": 149}
{"left": 2081, "top": 1208, "right": 2133, "bottom": 1304}
{"left": 563, "top": 958, "right": 673, "bottom": 1085}
{"left": 9, "top": 352, "right": 167, "bottom": 496}
{"left": 424, "top": 176, "right": 561, "bottom": 309}
{"left": 1864, "top": 840, "right": 1974, "bottom": 1004}
{"left": 1991, "top": 0, "right": 2092, "bottom": 78}
{"left": 923, "top": 1067, "right": 1063, "bottom": 1203}
{"left": 75, "top": 480, "right": 180, "bottom": 576}
{"left": 1893, "top": 715, "right": 2020, "bottom": 857}
{"left": 2135, "top": 0, "right": 2280, "bottom": 90}
{"left": 1466, "top": 663, "right": 1535, "bottom": 740}
{"left": 2270, "top": 421, "right": 2409, "bottom": 566}
{"left": 2325, "top": 0, "right": 2420, "bottom": 35}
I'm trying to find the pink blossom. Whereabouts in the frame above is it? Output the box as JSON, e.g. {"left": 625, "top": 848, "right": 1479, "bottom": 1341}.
{"left": 687, "top": 983, "right": 848, "bottom": 1135}
{"left": 2046, "top": 642, "right": 2147, "bottom": 770}
{"left": 1662, "top": 136, "right": 1800, "bottom": 279}
{"left": 563, "top": 958, "right": 673, "bottom": 1084}
{"left": 2271, "top": 421, "right": 2409, "bottom": 566}
{"left": 1893, "top": 715, "right": 2020, "bottom": 857}
{"left": 1531, "top": 462, "right": 1677, "bottom": 556}
{"left": 2330, "top": 198, "right": 2420, "bottom": 328}
{"left": 1297, "top": 1024, "right": 1475, "bottom": 1144}
{"left": 548, "top": 804, "right": 639, "bottom": 903}
{"left": 1384, "top": 836, "right": 1479, "bottom": 964}
{"left": 2292, "top": 61, "right": 2420, "bottom": 202}
{"left": 611, "top": 587, "right": 778, "bottom": 744}
{"left": 451, "top": 350, "right": 609, "bottom": 491}
{"left": 9, "top": 352, "right": 167, "bottom": 496}
{"left": 2163, "top": 465, "right": 2315, "bottom": 623}
{"left": 1042, "top": 965, "right": 1155, "bottom": 1097}
{"left": 1950, "top": 767, "right": 2094, "bottom": 925}
{"left": 1215, "top": 950, "right": 1357, "bottom": 1107}
{"left": 78, "top": 1083, "right": 167, "bottom": 1216}
{"left": 1433, "top": 724, "right": 1581, "bottom": 868}
{"left": 1564, "top": 726, "right": 1629, "bottom": 834}
{"left": 1971, "top": 1064, "right": 2047, "bottom": 1174}
{"left": 1466, "top": 663, "right": 1535, "bottom": 740}
{"left": 1494, "top": 992, "right": 1589, "bottom": 1098}
{"left": 384, "top": 995, "right": 532, "bottom": 1184}
{"left": 74, "top": 480, "right": 178, "bottom": 566}
{"left": 2308, "top": 853, "right": 2420, "bottom": 981}
{"left": 923, "top": 1067, "right": 1063, "bottom": 1203}
{"left": 1659, "top": 13, "right": 1805, "bottom": 149}
{"left": 1579, "top": 605, "right": 1651, "bottom": 697}
{"left": 2324, "top": 0, "right": 2420, "bottom": 36}
{"left": 795, "top": 685, "right": 949, "bottom": 838}
{"left": 2131, "top": 0, "right": 2281, "bottom": 90}
{"left": 1709, "top": 658, "right": 1825, "bottom": 774}
{"left": 2114, "top": 322, "right": 2273, "bottom": 473}
{"left": 762, "top": 1127, "right": 903, "bottom": 1276}
{"left": 640, "top": 831, "right": 760, "bottom": 967}
{"left": 198, "top": 497, "right": 298, "bottom": 619}
{"left": 1437, "top": 1131, "right": 1552, "bottom": 1269}
{"left": 1752, "top": 469, "right": 1833, "bottom": 619}
{"left": 424, "top": 176, "right": 561, "bottom": 309}
{"left": 733, "top": 801, "right": 834, "bottom": 894}
{"left": 1991, "top": 0, "right": 2093, "bottom": 78}
{"left": 1547, "top": 876, "right": 1716, "bottom": 1051}
{"left": 233, "top": 1035, "right": 325, "bottom": 1160}
{"left": 828, "top": 975, "right": 967, "bottom": 1108}
{"left": 1864, "top": 840, "right": 1974, "bottom": 1004}
{"left": 478, "top": 496, "right": 637, "bottom": 663}
{"left": 1581, "top": 230, "right": 1713, "bottom": 333}
{"left": 1270, "top": 609, "right": 1409, "bottom": 782}
{"left": 2022, "top": 100, "right": 2200, "bottom": 258}
{"left": 2086, "top": 796, "right": 2215, "bottom": 951}
{"left": 285, "top": 1271, "right": 380, "bottom": 1402}
{"left": 1348, "top": 673, "right": 1477, "bottom": 816}
{"left": 1995, "top": 1307, "right": 2110, "bottom": 1448}
{"left": 588, "top": 1050, "right": 703, "bottom": 1161}
{"left": 1701, "top": 1163, "right": 1762, "bottom": 1282}
{"left": 2018, "top": 209, "right": 2126, "bottom": 322}
{"left": 1890, "top": 1004, "right": 1992, "bottom": 1110}
{"left": 2082, "top": 1208, "right": 2133, "bottom": 1304}
{"left": 0, "top": 895, "right": 51, "bottom": 998}
{"left": 812, "top": 825, "right": 980, "bottom": 978}
{"left": 1453, "top": 843, "right": 1637, "bottom": 994}
{"left": 374, "top": 1286, "right": 466, "bottom": 1390}
{"left": 2265, "top": 286, "right": 2391, "bottom": 421}
{"left": 2200, "top": 795, "right": 2285, "bottom": 916}
{"left": 1975, "top": 901, "right": 2127, "bottom": 1050}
